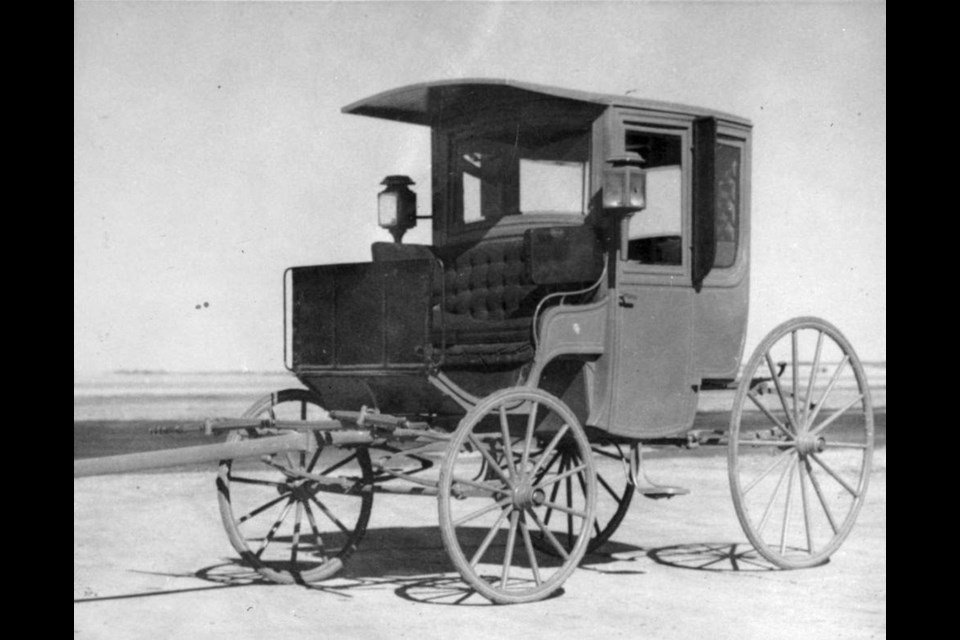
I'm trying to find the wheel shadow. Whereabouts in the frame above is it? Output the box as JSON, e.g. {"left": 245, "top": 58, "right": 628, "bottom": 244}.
{"left": 645, "top": 541, "right": 782, "bottom": 572}
{"left": 327, "top": 525, "right": 644, "bottom": 605}
{"left": 76, "top": 525, "right": 649, "bottom": 606}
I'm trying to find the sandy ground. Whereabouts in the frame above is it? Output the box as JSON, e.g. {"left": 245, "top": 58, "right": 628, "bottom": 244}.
{"left": 74, "top": 448, "right": 885, "bottom": 640}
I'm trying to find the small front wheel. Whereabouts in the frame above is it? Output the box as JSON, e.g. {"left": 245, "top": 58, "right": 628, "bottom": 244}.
{"left": 217, "top": 389, "right": 374, "bottom": 584}
{"left": 438, "top": 387, "right": 597, "bottom": 603}
{"left": 729, "top": 318, "right": 874, "bottom": 568}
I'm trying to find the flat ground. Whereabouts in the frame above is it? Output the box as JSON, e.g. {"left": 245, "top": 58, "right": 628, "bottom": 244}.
{"left": 74, "top": 447, "right": 885, "bottom": 639}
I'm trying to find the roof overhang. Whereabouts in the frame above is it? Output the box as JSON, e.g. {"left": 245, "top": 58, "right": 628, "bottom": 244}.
{"left": 342, "top": 78, "right": 751, "bottom": 127}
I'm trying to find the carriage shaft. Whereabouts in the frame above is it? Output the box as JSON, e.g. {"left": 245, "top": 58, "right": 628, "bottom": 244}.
{"left": 73, "top": 432, "right": 311, "bottom": 478}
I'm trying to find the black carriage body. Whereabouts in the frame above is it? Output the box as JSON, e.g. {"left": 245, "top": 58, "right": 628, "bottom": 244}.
{"left": 289, "top": 225, "right": 604, "bottom": 420}
{"left": 288, "top": 79, "right": 753, "bottom": 437}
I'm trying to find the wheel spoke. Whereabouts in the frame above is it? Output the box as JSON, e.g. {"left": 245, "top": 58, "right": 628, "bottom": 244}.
{"left": 467, "top": 434, "right": 512, "bottom": 485}
{"left": 738, "top": 439, "right": 796, "bottom": 447}
{"left": 575, "top": 468, "right": 589, "bottom": 501}
{"left": 741, "top": 449, "right": 792, "bottom": 495}
{"left": 318, "top": 451, "right": 358, "bottom": 476}
{"left": 543, "top": 454, "right": 566, "bottom": 527}
{"left": 237, "top": 492, "right": 291, "bottom": 524}
{"left": 255, "top": 497, "right": 295, "bottom": 558}
{"left": 451, "top": 477, "right": 511, "bottom": 497}
{"left": 575, "top": 469, "right": 601, "bottom": 535}
{"left": 804, "top": 355, "right": 850, "bottom": 430}
{"left": 810, "top": 453, "right": 858, "bottom": 497}
{"left": 778, "top": 458, "right": 797, "bottom": 555}
{"left": 306, "top": 445, "right": 323, "bottom": 473}
{"left": 526, "top": 507, "right": 570, "bottom": 560}
{"left": 290, "top": 500, "right": 304, "bottom": 566}
{"left": 521, "top": 401, "right": 539, "bottom": 471}
{"left": 565, "top": 470, "right": 574, "bottom": 548}
{"left": 596, "top": 471, "right": 622, "bottom": 501}
{"left": 260, "top": 457, "right": 300, "bottom": 477}
{"left": 791, "top": 330, "right": 800, "bottom": 426}
{"left": 747, "top": 391, "right": 795, "bottom": 440}
{"left": 501, "top": 510, "right": 520, "bottom": 588}
{"left": 808, "top": 395, "right": 865, "bottom": 437}
{"left": 309, "top": 495, "right": 351, "bottom": 534}
{"left": 532, "top": 448, "right": 563, "bottom": 485}
{"left": 519, "top": 517, "right": 542, "bottom": 585}
{"left": 499, "top": 405, "right": 519, "bottom": 479}
{"left": 802, "top": 330, "right": 824, "bottom": 429}
{"left": 798, "top": 456, "right": 814, "bottom": 553}
{"left": 453, "top": 497, "right": 514, "bottom": 528}
{"left": 541, "top": 500, "right": 588, "bottom": 520}
{"left": 528, "top": 423, "right": 571, "bottom": 478}
{"left": 804, "top": 457, "right": 839, "bottom": 534}
{"left": 757, "top": 454, "right": 796, "bottom": 536}
{"left": 536, "top": 463, "right": 589, "bottom": 490}
{"left": 302, "top": 500, "right": 329, "bottom": 560}
{"left": 470, "top": 506, "right": 512, "bottom": 568}
{"left": 228, "top": 475, "right": 286, "bottom": 488}
{"left": 765, "top": 353, "right": 798, "bottom": 433}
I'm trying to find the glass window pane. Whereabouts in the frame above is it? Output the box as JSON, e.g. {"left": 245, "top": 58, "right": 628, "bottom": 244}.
{"left": 521, "top": 160, "right": 588, "bottom": 213}
{"left": 453, "top": 124, "right": 590, "bottom": 225}
{"left": 715, "top": 144, "right": 741, "bottom": 268}
{"left": 625, "top": 131, "right": 683, "bottom": 265}
{"left": 463, "top": 172, "right": 482, "bottom": 223}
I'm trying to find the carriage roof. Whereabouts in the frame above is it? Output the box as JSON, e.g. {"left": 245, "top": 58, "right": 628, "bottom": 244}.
{"left": 342, "top": 78, "right": 752, "bottom": 128}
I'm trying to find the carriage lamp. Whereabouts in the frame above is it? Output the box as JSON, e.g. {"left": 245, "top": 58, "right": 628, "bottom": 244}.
{"left": 602, "top": 154, "right": 646, "bottom": 258}
{"left": 378, "top": 175, "right": 418, "bottom": 243}
{"left": 602, "top": 153, "right": 646, "bottom": 215}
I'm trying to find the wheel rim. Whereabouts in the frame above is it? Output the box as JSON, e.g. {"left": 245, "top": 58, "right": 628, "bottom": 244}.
{"left": 438, "top": 388, "right": 597, "bottom": 604}
{"left": 532, "top": 441, "right": 634, "bottom": 556}
{"left": 217, "top": 389, "right": 373, "bottom": 584}
{"left": 729, "top": 318, "right": 874, "bottom": 568}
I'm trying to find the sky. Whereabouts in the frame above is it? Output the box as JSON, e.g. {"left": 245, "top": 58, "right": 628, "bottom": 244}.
{"left": 74, "top": 0, "right": 886, "bottom": 372}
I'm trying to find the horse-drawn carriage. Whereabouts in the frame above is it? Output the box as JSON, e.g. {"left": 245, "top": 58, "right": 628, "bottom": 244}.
{"left": 75, "top": 79, "right": 874, "bottom": 604}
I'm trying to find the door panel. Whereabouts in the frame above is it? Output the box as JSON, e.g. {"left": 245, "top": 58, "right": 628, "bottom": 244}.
{"left": 604, "top": 284, "right": 698, "bottom": 437}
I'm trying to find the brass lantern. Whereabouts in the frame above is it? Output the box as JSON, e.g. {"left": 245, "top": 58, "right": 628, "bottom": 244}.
{"left": 602, "top": 153, "right": 646, "bottom": 215}
{"left": 378, "top": 175, "right": 418, "bottom": 243}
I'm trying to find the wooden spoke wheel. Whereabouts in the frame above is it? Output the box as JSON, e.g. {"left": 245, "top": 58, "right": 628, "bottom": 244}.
{"left": 531, "top": 441, "right": 635, "bottom": 556}
{"left": 217, "top": 389, "right": 373, "bottom": 584}
{"left": 729, "top": 318, "right": 874, "bottom": 569}
{"left": 438, "top": 388, "right": 597, "bottom": 604}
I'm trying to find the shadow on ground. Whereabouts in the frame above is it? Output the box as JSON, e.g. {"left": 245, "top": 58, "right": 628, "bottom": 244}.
{"left": 75, "top": 526, "right": 778, "bottom": 606}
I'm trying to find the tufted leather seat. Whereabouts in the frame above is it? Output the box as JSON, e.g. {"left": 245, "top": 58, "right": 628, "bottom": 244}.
{"left": 372, "top": 233, "right": 600, "bottom": 369}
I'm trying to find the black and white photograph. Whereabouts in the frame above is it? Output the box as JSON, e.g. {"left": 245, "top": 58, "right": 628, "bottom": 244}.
{"left": 75, "top": 1, "right": 886, "bottom": 637}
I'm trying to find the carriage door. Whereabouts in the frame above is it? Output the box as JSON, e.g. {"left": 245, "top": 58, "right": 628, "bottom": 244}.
{"left": 605, "top": 124, "right": 699, "bottom": 438}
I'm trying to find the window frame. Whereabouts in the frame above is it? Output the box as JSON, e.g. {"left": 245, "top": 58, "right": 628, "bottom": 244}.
{"left": 700, "top": 130, "right": 750, "bottom": 288}
{"left": 440, "top": 114, "right": 595, "bottom": 241}
{"left": 617, "top": 115, "right": 692, "bottom": 285}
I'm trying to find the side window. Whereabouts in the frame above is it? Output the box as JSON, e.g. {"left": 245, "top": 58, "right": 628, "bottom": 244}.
{"left": 452, "top": 125, "right": 590, "bottom": 227}
{"left": 457, "top": 141, "right": 520, "bottom": 223}
{"left": 715, "top": 143, "right": 741, "bottom": 268}
{"left": 625, "top": 131, "right": 683, "bottom": 265}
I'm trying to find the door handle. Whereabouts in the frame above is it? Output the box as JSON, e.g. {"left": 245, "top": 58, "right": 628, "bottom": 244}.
{"left": 618, "top": 293, "right": 636, "bottom": 308}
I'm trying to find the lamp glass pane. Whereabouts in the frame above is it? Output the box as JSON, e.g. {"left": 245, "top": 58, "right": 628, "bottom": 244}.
{"left": 378, "top": 191, "right": 398, "bottom": 228}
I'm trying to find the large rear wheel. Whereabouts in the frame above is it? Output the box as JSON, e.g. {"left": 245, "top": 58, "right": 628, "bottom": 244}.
{"left": 729, "top": 318, "right": 873, "bottom": 568}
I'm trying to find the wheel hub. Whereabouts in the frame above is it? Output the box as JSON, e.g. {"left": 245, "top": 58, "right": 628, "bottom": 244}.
{"left": 512, "top": 480, "right": 546, "bottom": 509}
{"left": 795, "top": 433, "right": 826, "bottom": 455}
